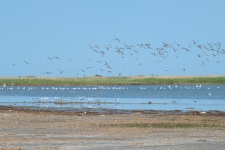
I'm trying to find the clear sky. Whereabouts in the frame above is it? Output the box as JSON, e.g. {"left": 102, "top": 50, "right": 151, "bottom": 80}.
{"left": 1, "top": 0, "right": 225, "bottom": 77}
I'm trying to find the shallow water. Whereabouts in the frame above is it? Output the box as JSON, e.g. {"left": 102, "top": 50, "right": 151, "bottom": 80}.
{"left": 0, "top": 84, "right": 225, "bottom": 111}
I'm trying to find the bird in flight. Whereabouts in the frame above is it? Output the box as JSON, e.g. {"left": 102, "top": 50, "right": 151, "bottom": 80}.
{"left": 113, "top": 38, "right": 120, "bottom": 43}
{"left": 89, "top": 44, "right": 93, "bottom": 49}
{"left": 59, "top": 69, "right": 65, "bottom": 74}
{"left": 47, "top": 57, "right": 54, "bottom": 60}
{"left": 43, "top": 72, "right": 51, "bottom": 74}
{"left": 47, "top": 57, "right": 60, "bottom": 60}
{"left": 80, "top": 69, "right": 85, "bottom": 73}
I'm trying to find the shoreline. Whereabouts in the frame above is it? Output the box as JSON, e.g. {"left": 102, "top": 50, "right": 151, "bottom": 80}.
{"left": 1, "top": 105, "right": 225, "bottom": 116}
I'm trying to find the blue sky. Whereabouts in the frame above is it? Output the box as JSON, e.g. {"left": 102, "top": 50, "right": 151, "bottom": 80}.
{"left": 1, "top": 0, "right": 225, "bottom": 77}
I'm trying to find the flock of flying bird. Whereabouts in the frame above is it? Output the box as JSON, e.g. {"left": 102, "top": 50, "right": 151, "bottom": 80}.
{"left": 10, "top": 38, "right": 225, "bottom": 77}
{"left": 87, "top": 38, "right": 225, "bottom": 76}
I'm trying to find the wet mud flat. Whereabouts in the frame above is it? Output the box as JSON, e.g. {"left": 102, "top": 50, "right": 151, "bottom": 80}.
{"left": 0, "top": 106, "right": 225, "bottom": 150}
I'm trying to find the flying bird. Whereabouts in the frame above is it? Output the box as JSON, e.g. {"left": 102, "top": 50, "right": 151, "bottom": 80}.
{"left": 80, "top": 69, "right": 85, "bottom": 73}
{"left": 47, "top": 57, "right": 54, "bottom": 60}
{"left": 89, "top": 44, "right": 93, "bottom": 49}
{"left": 113, "top": 38, "right": 120, "bottom": 43}
{"left": 59, "top": 69, "right": 65, "bottom": 74}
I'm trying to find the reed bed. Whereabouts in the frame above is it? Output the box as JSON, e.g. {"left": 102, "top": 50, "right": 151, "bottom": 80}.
{"left": 0, "top": 76, "right": 225, "bottom": 86}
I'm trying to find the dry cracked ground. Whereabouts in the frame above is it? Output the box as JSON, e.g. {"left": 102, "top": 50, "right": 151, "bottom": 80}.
{"left": 0, "top": 106, "right": 225, "bottom": 150}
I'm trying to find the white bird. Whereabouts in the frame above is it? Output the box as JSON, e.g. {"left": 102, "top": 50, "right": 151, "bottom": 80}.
{"left": 200, "top": 111, "right": 206, "bottom": 114}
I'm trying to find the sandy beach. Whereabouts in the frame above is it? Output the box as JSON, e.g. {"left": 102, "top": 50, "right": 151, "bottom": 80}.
{"left": 0, "top": 106, "right": 225, "bottom": 150}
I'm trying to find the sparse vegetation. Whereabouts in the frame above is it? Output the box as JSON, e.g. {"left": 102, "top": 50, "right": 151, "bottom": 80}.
{"left": 99, "top": 122, "right": 222, "bottom": 129}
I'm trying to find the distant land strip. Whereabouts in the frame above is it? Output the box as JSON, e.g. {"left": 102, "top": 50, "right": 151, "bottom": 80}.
{"left": 0, "top": 76, "right": 225, "bottom": 86}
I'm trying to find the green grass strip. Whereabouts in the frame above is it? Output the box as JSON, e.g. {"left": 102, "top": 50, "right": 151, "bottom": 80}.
{"left": 99, "top": 123, "right": 223, "bottom": 129}
{"left": 0, "top": 76, "right": 225, "bottom": 86}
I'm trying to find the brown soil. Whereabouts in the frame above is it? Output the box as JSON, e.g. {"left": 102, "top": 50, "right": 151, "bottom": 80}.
{"left": 1, "top": 106, "right": 225, "bottom": 150}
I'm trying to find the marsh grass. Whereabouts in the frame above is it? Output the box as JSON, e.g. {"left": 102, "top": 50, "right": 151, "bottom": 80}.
{"left": 99, "top": 122, "right": 224, "bottom": 129}
{"left": 1, "top": 76, "right": 225, "bottom": 86}
{"left": 97, "top": 114, "right": 225, "bottom": 129}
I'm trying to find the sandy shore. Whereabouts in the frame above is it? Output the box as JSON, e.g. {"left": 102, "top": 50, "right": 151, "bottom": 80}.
{"left": 0, "top": 106, "right": 225, "bottom": 150}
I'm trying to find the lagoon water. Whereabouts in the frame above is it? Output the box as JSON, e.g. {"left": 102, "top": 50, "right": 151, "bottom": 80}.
{"left": 0, "top": 84, "right": 225, "bottom": 112}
